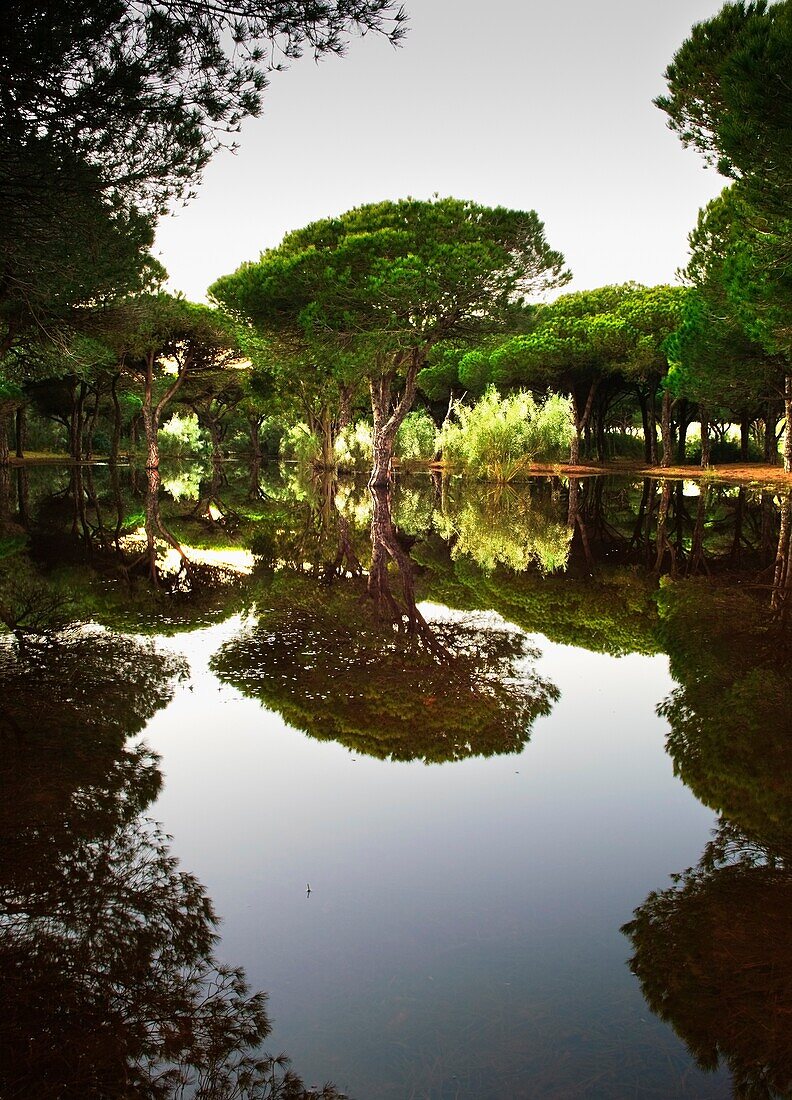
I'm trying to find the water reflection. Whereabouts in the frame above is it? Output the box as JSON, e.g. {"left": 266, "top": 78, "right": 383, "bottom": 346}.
{"left": 623, "top": 821, "right": 792, "bottom": 1100}
{"left": 2, "top": 463, "right": 791, "bottom": 1096}
{"left": 213, "top": 483, "right": 559, "bottom": 762}
{"left": 0, "top": 626, "right": 341, "bottom": 1099}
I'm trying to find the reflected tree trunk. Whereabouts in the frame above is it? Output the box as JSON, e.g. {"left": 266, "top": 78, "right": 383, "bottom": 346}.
{"left": 729, "top": 488, "right": 746, "bottom": 567}
{"left": 142, "top": 468, "right": 195, "bottom": 588}
{"left": 784, "top": 375, "right": 792, "bottom": 474}
{"left": 15, "top": 467, "right": 29, "bottom": 529}
{"left": 688, "top": 485, "right": 710, "bottom": 574}
{"left": 771, "top": 494, "right": 792, "bottom": 621}
{"left": 367, "top": 484, "right": 445, "bottom": 656}
{"left": 654, "top": 480, "right": 676, "bottom": 575}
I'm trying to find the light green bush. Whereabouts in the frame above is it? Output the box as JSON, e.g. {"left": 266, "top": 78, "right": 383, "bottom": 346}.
{"left": 280, "top": 423, "right": 320, "bottom": 466}
{"left": 395, "top": 410, "right": 438, "bottom": 465}
{"left": 440, "top": 388, "right": 573, "bottom": 481}
{"left": 158, "top": 413, "right": 207, "bottom": 456}
{"left": 335, "top": 419, "right": 373, "bottom": 470}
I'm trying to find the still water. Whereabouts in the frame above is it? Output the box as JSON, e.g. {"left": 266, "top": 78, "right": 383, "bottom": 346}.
{"left": 1, "top": 464, "right": 790, "bottom": 1098}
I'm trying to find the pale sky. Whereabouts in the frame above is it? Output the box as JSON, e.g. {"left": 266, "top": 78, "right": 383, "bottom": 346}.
{"left": 154, "top": 0, "right": 727, "bottom": 303}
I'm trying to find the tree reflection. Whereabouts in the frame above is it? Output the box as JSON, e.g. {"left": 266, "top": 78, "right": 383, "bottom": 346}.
{"left": 212, "top": 486, "right": 558, "bottom": 762}
{"left": 0, "top": 630, "right": 341, "bottom": 1099}
{"left": 658, "top": 580, "right": 792, "bottom": 846}
{"left": 436, "top": 480, "right": 572, "bottom": 574}
{"left": 622, "top": 821, "right": 792, "bottom": 1100}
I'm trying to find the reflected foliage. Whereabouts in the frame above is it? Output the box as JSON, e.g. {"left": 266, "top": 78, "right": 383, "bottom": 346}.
{"left": 436, "top": 483, "right": 571, "bottom": 573}
{"left": 0, "top": 628, "right": 341, "bottom": 1099}
{"left": 213, "top": 580, "right": 558, "bottom": 764}
{"left": 623, "top": 821, "right": 792, "bottom": 1100}
{"left": 658, "top": 580, "right": 792, "bottom": 846}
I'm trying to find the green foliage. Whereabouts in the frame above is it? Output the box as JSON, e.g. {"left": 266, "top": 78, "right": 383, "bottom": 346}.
{"left": 394, "top": 410, "right": 438, "bottom": 464}
{"left": 441, "top": 388, "right": 573, "bottom": 480}
{"left": 656, "top": 0, "right": 792, "bottom": 220}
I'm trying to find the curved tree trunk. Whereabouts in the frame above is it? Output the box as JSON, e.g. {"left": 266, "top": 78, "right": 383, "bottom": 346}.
{"left": 142, "top": 406, "right": 159, "bottom": 470}
{"left": 368, "top": 351, "right": 422, "bottom": 489}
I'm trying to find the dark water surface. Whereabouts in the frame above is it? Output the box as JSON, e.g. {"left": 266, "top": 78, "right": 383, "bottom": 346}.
{"left": 2, "top": 464, "right": 790, "bottom": 1098}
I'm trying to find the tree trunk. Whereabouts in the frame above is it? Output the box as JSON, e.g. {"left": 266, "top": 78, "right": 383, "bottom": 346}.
{"left": 569, "top": 381, "right": 597, "bottom": 467}
{"left": 784, "top": 375, "right": 792, "bottom": 474}
{"left": 317, "top": 407, "right": 335, "bottom": 470}
{"left": 660, "top": 390, "right": 673, "bottom": 468}
{"left": 764, "top": 401, "right": 778, "bottom": 464}
{"left": 648, "top": 383, "right": 659, "bottom": 465}
{"left": 68, "top": 380, "right": 80, "bottom": 461}
{"left": 569, "top": 397, "right": 580, "bottom": 466}
{"left": 110, "top": 374, "right": 122, "bottom": 463}
{"left": 143, "top": 352, "right": 162, "bottom": 470}
{"left": 338, "top": 385, "right": 352, "bottom": 433}
{"left": 676, "top": 398, "right": 689, "bottom": 464}
{"left": 369, "top": 351, "right": 422, "bottom": 489}
{"left": 0, "top": 411, "right": 9, "bottom": 466}
{"left": 700, "top": 406, "right": 711, "bottom": 468}
{"left": 142, "top": 406, "right": 159, "bottom": 470}
{"left": 637, "top": 390, "right": 651, "bottom": 464}
{"left": 208, "top": 418, "right": 222, "bottom": 466}
{"left": 248, "top": 414, "right": 262, "bottom": 460}
{"left": 14, "top": 405, "right": 25, "bottom": 459}
{"left": 85, "top": 396, "right": 100, "bottom": 461}
{"left": 739, "top": 417, "right": 750, "bottom": 462}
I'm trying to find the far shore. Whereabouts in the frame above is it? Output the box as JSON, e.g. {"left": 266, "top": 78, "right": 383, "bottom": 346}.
{"left": 6, "top": 452, "right": 792, "bottom": 489}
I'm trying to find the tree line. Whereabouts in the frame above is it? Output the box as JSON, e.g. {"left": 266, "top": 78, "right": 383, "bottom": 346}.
{"left": 1, "top": 1, "right": 790, "bottom": 477}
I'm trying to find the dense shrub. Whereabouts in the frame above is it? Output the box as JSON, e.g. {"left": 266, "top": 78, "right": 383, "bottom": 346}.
{"left": 685, "top": 434, "right": 764, "bottom": 465}
{"left": 605, "top": 432, "right": 646, "bottom": 460}
{"left": 440, "top": 388, "right": 573, "bottom": 481}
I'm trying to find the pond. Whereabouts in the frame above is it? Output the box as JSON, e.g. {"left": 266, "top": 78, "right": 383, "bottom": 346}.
{"left": 1, "top": 463, "right": 790, "bottom": 1098}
